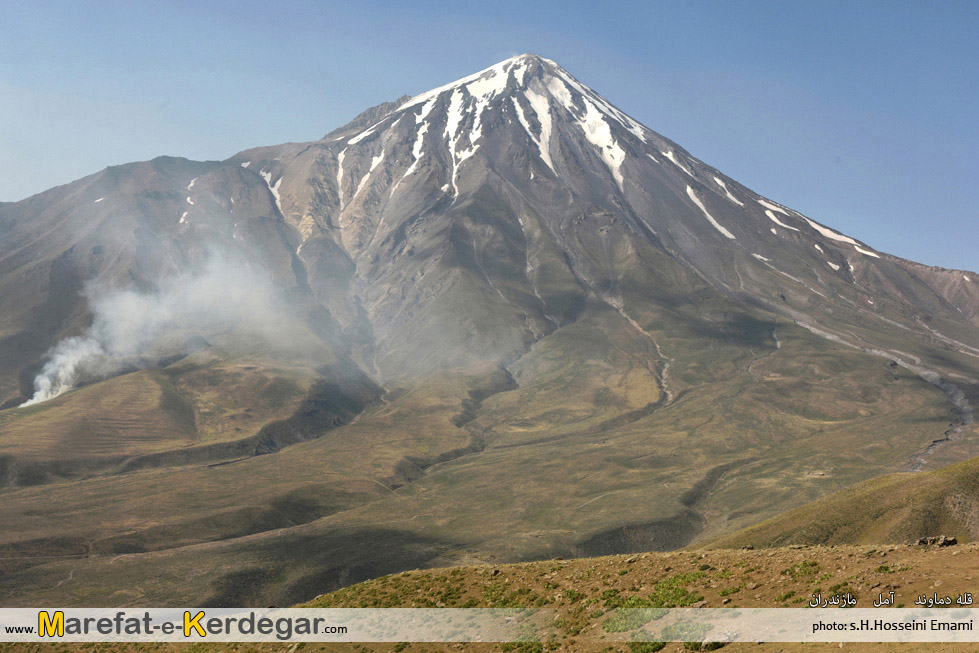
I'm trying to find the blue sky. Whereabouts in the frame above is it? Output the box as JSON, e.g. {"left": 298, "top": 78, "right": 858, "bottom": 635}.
{"left": 2, "top": 0, "right": 976, "bottom": 270}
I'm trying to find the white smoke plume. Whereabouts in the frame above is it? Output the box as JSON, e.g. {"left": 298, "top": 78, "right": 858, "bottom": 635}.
{"left": 22, "top": 252, "right": 297, "bottom": 406}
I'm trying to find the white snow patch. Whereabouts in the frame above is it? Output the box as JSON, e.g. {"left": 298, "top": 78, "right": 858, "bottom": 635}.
{"left": 770, "top": 228, "right": 777, "bottom": 235}
{"left": 686, "top": 186, "right": 735, "bottom": 240}
{"left": 551, "top": 66, "right": 647, "bottom": 142}
{"left": 397, "top": 130, "right": 429, "bottom": 186}
{"left": 390, "top": 57, "right": 528, "bottom": 183}
{"left": 354, "top": 173, "right": 370, "bottom": 198}
{"left": 444, "top": 88, "right": 467, "bottom": 196}
{"left": 512, "top": 96, "right": 532, "bottom": 135}
{"left": 661, "top": 150, "right": 694, "bottom": 177}
{"left": 260, "top": 171, "right": 283, "bottom": 213}
{"left": 577, "top": 97, "right": 625, "bottom": 190}
{"left": 392, "top": 101, "right": 435, "bottom": 195}
{"left": 389, "top": 114, "right": 406, "bottom": 132}
{"left": 336, "top": 149, "right": 347, "bottom": 210}
{"left": 713, "top": 177, "right": 743, "bottom": 206}
{"left": 348, "top": 121, "right": 382, "bottom": 145}
{"left": 803, "top": 217, "right": 858, "bottom": 245}
{"left": 517, "top": 89, "right": 556, "bottom": 173}
{"left": 240, "top": 161, "right": 250, "bottom": 168}
{"left": 814, "top": 243, "right": 824, "bottom": 253}
{"left": 647, "top": 153, "right": 658, "bottom": 163}
{"left": 415, "top": 96, "right": 437, "bottom": 125}
{"left": 765, "top": 209, "right": 799, "bottom": 231}
{"left": 965, "top": 275, "right": 971, "bottom": 282}
{"left": 545, "top": 76, "right": 575, "bottom": 113}
{"left": 94, "top": 197, "right": 104, "bottom": 203}
{"left": 510, "top": 59, "right": 527, "bottom": 86}
{"left": 752, "top": 253, "right": 770, "bottom": 262}
{"left": 354, "top": 150, "right": 385, "bottom": 199}
{"left": 442, "top": 76, "right": 496, "bottom": 197}
{"left": 854, "top": 244, "right": 880, "bottom": 258}
{"left": 179, "top": 211, "right": 188, "bottom": 224}
{"left": 757, "top": 199, "right": 790, "bottom": 215}
{"left": 401, "top": 57, "right": 516, "bottom": 112}
{"left": 187, "top": 177, "right": 198, "bottom": 190}
{"left": 524, "top": 90, "right": 554, "bottom": 170}
{"left": 465, "top": 61, "right": 510, "bottom": 99}
{"left": 186, "top": 197, "right": 194, "bottom": 205}
{"left": 827, "top": 261, "right": 840, "bottom": 271}
{"left": 369, "top": 150, "right": 385, "bottom": 173}
{"left": 272, "top": 179, "right": 283, "bottom": 211}
{"left": 543, "top": 71, "right": 626, "bottom": 188}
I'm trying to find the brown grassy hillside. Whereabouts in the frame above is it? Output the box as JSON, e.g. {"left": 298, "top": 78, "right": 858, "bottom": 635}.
{"left": 706, "top": 455, "right": 979, "bottom": 550}
{"left": 5, "top": 544, "right": 979, "bottom": 652}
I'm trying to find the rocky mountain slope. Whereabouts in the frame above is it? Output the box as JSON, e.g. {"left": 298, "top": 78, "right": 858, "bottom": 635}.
{"left": 0, "top": 55, "right": 977, "bottom": 607}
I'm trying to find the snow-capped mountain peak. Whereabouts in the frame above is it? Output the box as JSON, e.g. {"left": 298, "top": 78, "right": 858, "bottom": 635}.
{"left": 314, "top": 55, "right": 894, "bottom": 277}
{"left": 219, "top": 54, "right": 979, "bottom": 386}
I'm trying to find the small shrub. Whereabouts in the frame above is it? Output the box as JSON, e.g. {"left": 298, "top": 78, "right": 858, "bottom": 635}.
{"left": 780, "top": 561, "right": 821, "bottom": 581}
{"left": 628, "top": 643, "right": 666, "bottom": 652}
{"left": 563, "top": 589, "right": 585, "bottom": 603}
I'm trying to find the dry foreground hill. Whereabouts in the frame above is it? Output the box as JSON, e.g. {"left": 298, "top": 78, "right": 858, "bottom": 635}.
{"left": 5, "top": 543, "right": 979, "bottom": 652}
{"left": 0, "top": 54, "right": 978, "bottom": 615}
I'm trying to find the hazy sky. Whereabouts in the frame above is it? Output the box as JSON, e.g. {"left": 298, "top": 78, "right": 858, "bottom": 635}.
{"left": 2, "top": 0, "right": 976, "bottom": 270}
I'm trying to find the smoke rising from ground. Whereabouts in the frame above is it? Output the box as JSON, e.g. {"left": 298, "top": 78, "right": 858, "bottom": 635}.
{"left": 22, "top": 252, "right": 298, "bottom": 406}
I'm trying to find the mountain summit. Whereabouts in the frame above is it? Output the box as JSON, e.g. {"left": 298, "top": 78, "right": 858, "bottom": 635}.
{"left": 226, "top": 53, "right": 979, "bottom": 381}
{"left": 0, "top": 56, "right": 977, "bottom": 607}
